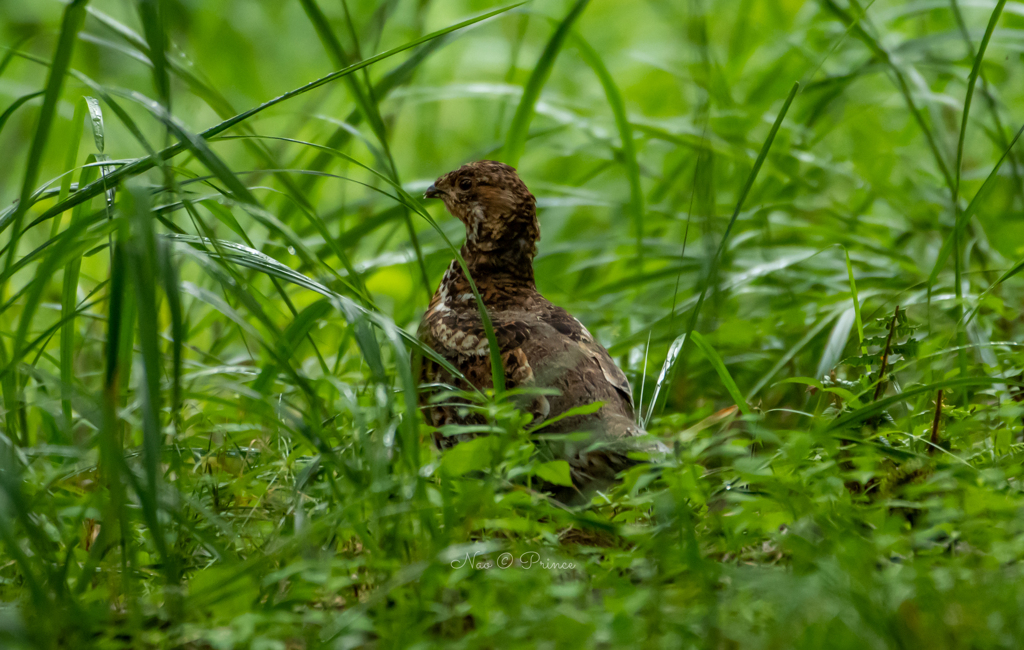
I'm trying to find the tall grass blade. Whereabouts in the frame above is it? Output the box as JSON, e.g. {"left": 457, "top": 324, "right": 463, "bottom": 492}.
{"left": 928, "top": 120, "right": 1024, "bottom": 289}
{"left": 650, "top": 81, "right": 799, "bottom": 417}
{"left": 690, "top": 331, "right": 752, "bottom": 416}
{"left": 950, "top": 0, "right": 1007, "bottom": 385}
{"left": 503, "top": 0, "right": 589, "bottom": 167}
{"left": 573, "top": 33, "right": 645, "bottom": 268}
{"left": 137, "top": 0, "right": 171, "bottom": 109}
{"left": 1, "top": 0, "right": 89, "bottom": 301}
{"left": 27, "top": 2, "right": 526, "bottom": 228}
{"left": 0, "top": 91, "right": 44, "bottom": 138}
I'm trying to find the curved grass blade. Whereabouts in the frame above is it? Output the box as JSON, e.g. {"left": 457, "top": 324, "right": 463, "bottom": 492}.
{"left": 253, "top": 299, "right": 334, "bottom": 394}
{"left": 0, "top": 91, "right": 44, "bottom": 138}
{"left": 52, "top": 97, "right": 104, "bottom": 237}
{"left": 572, "top": 32, "right": 644, "bottom": 268}
{"left": 690, "top": 332, "right": 752, "bottom": 416}
{"left": 297, "top": 0, "right": 430, "bottom": 298}
{"left": 99, "top": 89, "right": 359, "bottom": 377}
{"left": 1, "top": 0, "right": 89, "bottom": 304}
{"left": 298, "top": 0, "right": 387, "bottom": 151}
{"left": 85, "top": 5, "right": 375, "bottom": 303}
{"left": 950, "top": 0, "right": 1007, "bottom": 385}
{"left": 169, "top": 234, "right": 464, "bottom": 382}
{"left": 845, "top": 247, "right": 866, "bottom": 355}
{"left": 114, "top": 89, "right": 258, "bottom": 205}
{"left": 205, "top": 135, "right": 506, "bottom": 393}
{"left": 60, "top": 158, "right": 103, "bottom": 428}
{"left": 820, "top": 376, "right": 1020, "bottom": 434}
{"left": 137, "top": 0, "right": 170, "bottom": 110}
{"left": 927, "top": 120, "right": 1024, "bottom": 291}
{"left": 0, "top": 36, "right": 32, "bottom": 80}
{"left": 649, "top": 82, "right": 799, "bottom": 418}
{"left": 27, "top": 2, "right": 526, "bottom": 230}
{"left": 503, "top": 0, "right": 589, "bottom": 167}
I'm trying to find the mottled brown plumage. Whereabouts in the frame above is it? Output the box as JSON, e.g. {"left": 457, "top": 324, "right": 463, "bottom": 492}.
{"left": 418, "top": 161, "right": 653, "bottom": 502}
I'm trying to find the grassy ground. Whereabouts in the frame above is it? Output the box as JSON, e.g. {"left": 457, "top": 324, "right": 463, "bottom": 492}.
{"left": 2, "top": 0, "right": 1024, "bottom": 647}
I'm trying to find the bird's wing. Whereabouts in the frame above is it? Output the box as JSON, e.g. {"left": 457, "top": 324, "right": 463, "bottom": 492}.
{"left": 535, "top": 305, "right": 635, "bottom": 410}
{"left": 423, "top": 300, "right": 636, "bottom": 418}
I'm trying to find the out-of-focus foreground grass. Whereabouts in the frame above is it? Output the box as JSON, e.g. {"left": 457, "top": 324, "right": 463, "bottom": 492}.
{"left": 2, "top": 0, "right": 1024, "bottom": 647}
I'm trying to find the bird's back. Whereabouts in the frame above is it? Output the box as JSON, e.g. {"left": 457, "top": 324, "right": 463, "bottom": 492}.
{"left": 418, "top": 262, "right": 643, "bottom": 497}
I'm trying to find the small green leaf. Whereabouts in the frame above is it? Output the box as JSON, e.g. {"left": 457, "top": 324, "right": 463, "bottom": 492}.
{"left": 775, "top": 377, "right": 825, "bottom": 391}
{"left": 534, "top": 460, "right": 573, "bottom": 487}
{"left": 527, "top": 400, "right": 604, "bottom": 433}
{"left": 841, "top": 354, "right": 880, "bottom": 368}
{"left": 84, "top": 96, "right": 104, "bottom": 152}
{"left": 441, "top": 436, "right": 498, "bottom": 477}
{"left": 891, "top": 338, "right": 919, "bottom": 358}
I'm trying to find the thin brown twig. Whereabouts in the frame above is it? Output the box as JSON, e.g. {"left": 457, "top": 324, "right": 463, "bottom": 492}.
{"left": 873, "top": 305, "right": 900, "bottom": 402}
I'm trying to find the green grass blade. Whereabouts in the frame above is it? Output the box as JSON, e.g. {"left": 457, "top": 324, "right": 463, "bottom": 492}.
{"left": 1, "top": 0, "right": 89, "bottom": 303}
{"left": 25, "top": 2, "right": 526, "bottom": 230}
{"left": 950, "top": 0, "right": 1006, "bottom": 386}
{"left": 60, "top": 159, "right": 103, "bottom": 429}
{"left": 927, "top": 120, "right": 1024, "bottom": 289}
{"left": 299, "top": 0, "right": 431, "bottom": 299}
{"left": 953, "top": 0, "right": 1007, "bottom": 203}
{"left": 572, "top": 32, "right": 644, "bottom": 268}
{"left": 85, "top": 95, "right": 104, "bottom": 152}
{"left": 747, "top": 309, "right": 840, "bottom": 400}
{"left": 0, "top": 91, "right": 44, "bottom": 139}
{"left": 643, "top": 333, "right": 685, "bottom": 427}
{"left": 170, "top": 233, "right": 461, "bottom": 380}
{"left": 503, "top": 0, "right": 589, "bottom": 167}
{"left": 0, "top": 36, "right": 31, "bottom": 80}
{"left": 52, "top": 99, "right": 88, "bottom": 238}
{"left": 116, "top": 89, "right": 258, "bottom": 205}
{"left": 124, "top": 184, "right": 164, "bottom": 506}
{"left": 137, "top": 0, "right": 171, "bottom": 109}
{"left": 298, "top": 0, "right": 386, "bottom": 147}
{"left": 253, "top": 299, "right": 333, "bottom": 393}
{"left": 819, "top": 0, "right": 954, "bottom": 192}
{"left": 650, "top": 82, "right": 799, "bottom": 417}
{"left": 52, "top": 96, "right": 103, "bottom": 238}
{"left": 821, "top": 376, "right": 1018, "bottom": 433}
{"left": 9, "top": 217, "right": 116, "bottom": 390}
{"left": 157, "top": 235, "right": 184, "bottom": 431}
{"left": 845, "top": 248, "right": 865, "bottom": 354}
{"left": 690, "top": 332, "right": 752, "bottom": 416}
{"left": 277, "top": 36, "right": 450, "bottom": 223}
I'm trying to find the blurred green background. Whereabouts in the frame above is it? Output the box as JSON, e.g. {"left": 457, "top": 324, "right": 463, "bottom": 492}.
{"left": 2, "top": 0, "right": 1024, "bottom": 647}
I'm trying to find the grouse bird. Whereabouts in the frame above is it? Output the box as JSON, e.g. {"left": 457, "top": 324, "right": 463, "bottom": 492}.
{"left": 418, "top": 160, "right": 653, "bottom": 503}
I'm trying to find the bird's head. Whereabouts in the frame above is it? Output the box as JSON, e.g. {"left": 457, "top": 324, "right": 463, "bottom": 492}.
{"left": 424, "top": 160, "right": 539, "bottom": 252}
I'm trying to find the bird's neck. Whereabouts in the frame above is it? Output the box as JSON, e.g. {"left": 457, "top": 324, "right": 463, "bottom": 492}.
{"left": 460, "top": 235, "right": 537, "bottom": 287}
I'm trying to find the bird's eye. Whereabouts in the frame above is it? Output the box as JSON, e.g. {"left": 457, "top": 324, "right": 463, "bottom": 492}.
{"left": 458, "top": 178, "right": 473, "bottom": 191}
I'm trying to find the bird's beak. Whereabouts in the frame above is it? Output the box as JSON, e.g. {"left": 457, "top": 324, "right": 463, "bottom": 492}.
{"left": 423, "top": 184, "right": 442, "bottom": 199}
